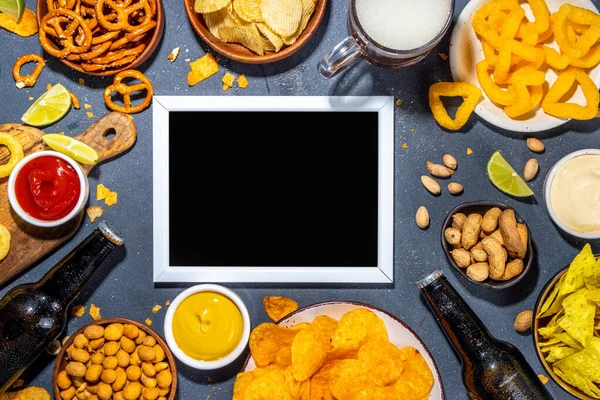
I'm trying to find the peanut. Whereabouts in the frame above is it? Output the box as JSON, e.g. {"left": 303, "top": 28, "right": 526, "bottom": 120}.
{"left": 466, "top": 262, "right": 489, "bottom": 282}
{"left": 421, "top": 175, "right": 441, "bottom": 195}
{"left": 524, "top": 159, "right": 538, "bottom": 181}
{"left": 499, "top": 210, "right": 525, "bottom": 256}
{"left": 428, "top": 163, "right": 451, "bottom": 178}
{"left": 447, "top": 182, "right": 463, "bottom": 195}
{"left": 101, "top": 369, "right": 117, "bottom": 384}
{"left": 158, "top": 387, "right": 169, "bottom": 397}
{"left": 61, "top": 386, "right": 77, "bottom": 400}
{"left": 154, "top": 362, "right": 169, "bottom": 372}
{"left": 141, "top": 373, "right": 157, "bottom": 388}
{"left": 89, "top": 338, "right": 105, "bottom": 350}
{"left": 103, "top": 341, "right": 120, "bottom": 356}
{"left": 69, "top": 348, "right": 91, "bottom": 364}
{"left": 481, "top": 207, "right": 502, "bottom": 234}
{"left": 443, "top": 154, "right": 457, "bottom": 170}
{"left": 114, "top": 392, "right": 125, "bottom": 400}
{"left": 461, "top": 213, "right": 483, "bottom": 250}
{"left": 415, "top": 206, "right": 429, "bottom": 229}
{"left": 514, "top": 310, "right": 533, "bottom": 332}
{"left": 120, "top": 336, "right": 136, "bottom": 353}
{"left": 451, "top": 248, "right": 472, "bottom": 268}
{"left": 142, "top": 336, "right": 156, "bottom": 347}
{"left": 444, "top": 228, "right": 461, "bottom": 246}
{"left": 123, "top": 382, "right": 142, "bottom": 400}
{"left": 103, "top": 356, "right": 118, "bottom": 370}
{"left": 452, "top": 213, "right": 467, "bottom": 230}
{"left": 66, "top": 362, "right": 87, "bottom": 378}
{"left": 153, "top": 345, "right": 166, "bottom": 363}
{"left": 470, "top": 243, "right": 488, "bottom": 262}
{"left": 142, "top": 362, "right": 157, "bottom": 377}
{"left": 135, "top": 330, "right": 147, "bottom": 345}
{"left": 123, "top": 324, "right": 139, "bottom": 340}
{"left": 526, "top": 138, "right": 544, "bottom": 153}
{"left": 112, "top": 368, "right": 127, "bottom": 392}
{"left": 58, "top": 370, "right": 73, "bottom": 390}
{"left": 97, "top": 382, "right": 112, "bottom": 400}
{"left": 156, "top": 370, "right": 172, "bottom": 389}
{"left": 90, "top": 352, "right": 105, "bottom": 365}
{"left": 74, "top": 334, "right": 89, "bottom": 349}
{"left": 502, "top": 258, "right": 524, "bottom": 280}
{"left": 116, "top": 350, "right": 130, "bottom": 368}
{"left": 126, "top": 365, "right": 142, "bottom": 381}
{"left": 143, "top": 387, "right": 160, "bottom": 400}
{"left": 84, "top": 326, "right": 104, "bottom": 340}
{"left": 104, "top": 323, "right": 124, "bottom": 341}
{"left": 488, "top": 229, "right": 504, "bottom": 246}
{"left": 482, "top": 237, "right": 507, "bottom": 280}
{"left": 85, "top": 364, "right": 103, "bottom": 382}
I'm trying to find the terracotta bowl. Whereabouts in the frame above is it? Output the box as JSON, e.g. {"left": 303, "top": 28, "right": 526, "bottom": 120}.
{"left": 52, "top": 318, "right": 177, "bottom": 400}
{"left": 36, "top": 0, "right": 165, "bottom": 76}
{"left": 440, "top": 201, "right": 534, "bottom": 290}
{"left": 183, "top": 0, "right": 327, "bottom": 64}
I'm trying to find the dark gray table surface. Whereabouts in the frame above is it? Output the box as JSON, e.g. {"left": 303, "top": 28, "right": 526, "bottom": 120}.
{"left": 1, "top": 0, "right": 598, "bottom": 398}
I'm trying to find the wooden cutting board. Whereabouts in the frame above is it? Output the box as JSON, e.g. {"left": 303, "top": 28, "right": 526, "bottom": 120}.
{"left": 0, "top": 112, "right": 137, "bottom": 287}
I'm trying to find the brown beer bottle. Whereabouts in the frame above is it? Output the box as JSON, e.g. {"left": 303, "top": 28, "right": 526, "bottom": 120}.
{"left": 416, "top": 269, "right": 553, "bottom": 400}
{"left": 0, "top": 221, "right": 123, "bottom": 394}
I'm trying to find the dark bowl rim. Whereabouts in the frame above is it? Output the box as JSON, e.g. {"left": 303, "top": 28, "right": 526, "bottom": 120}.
{"left": 440, "top": 200, "right": 534, "bottom": 290}
{"left": 51, "top": 317, "right": 178, "bottom": 400}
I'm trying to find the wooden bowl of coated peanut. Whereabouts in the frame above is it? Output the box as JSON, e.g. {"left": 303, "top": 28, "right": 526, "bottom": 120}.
{"left": 441, "top": 201, "right": 534, "bottom": 290}
{"left": 52, "top": 318, "right": 177, "bottom": 400}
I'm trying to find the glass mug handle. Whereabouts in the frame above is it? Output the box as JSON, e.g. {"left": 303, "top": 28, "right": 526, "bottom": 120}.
{"left": 317, "top": 36, "right": 363, "bottom": 79}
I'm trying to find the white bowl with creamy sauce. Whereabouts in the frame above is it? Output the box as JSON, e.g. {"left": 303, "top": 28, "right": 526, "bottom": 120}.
{"left": 544, "top": 149, "right": 600, "bottom": 239}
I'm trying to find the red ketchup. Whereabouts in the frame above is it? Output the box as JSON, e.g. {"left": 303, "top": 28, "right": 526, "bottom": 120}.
{"left": 14, "top": 155, "right": 81, "bottom": 221}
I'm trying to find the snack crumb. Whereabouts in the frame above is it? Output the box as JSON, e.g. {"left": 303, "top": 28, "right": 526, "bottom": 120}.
{"left": 145, "top": 318, "right": 152, "bottom": 326}
{"left": 104, "top": 191, "right": 118, "bottom": 207}
{"left": 466, "top": 147, "right": 474, "bottom": 156}
{"left": 78, "top": 78, "right": 85, "bottom": 86}
{"left": 188, "top": 53, "right": 220, "bottom": 86}
{"left": 538, "top": 374, "right": 549, "bottom": 385}
{"left": 11, "top": 379, "right": 24, "bottom": 389}
{"left": 396, "top": 99, "right": 403, "bottom": 105}
{"left": 207, "top": 377, "right": 213, "bottom": 383}
{"left": 238, "top": 74, "right": 248, "bottom": 88}
{"left": 28, "top": 96, "right": 34, "bottom": 101}
{"left": 86, "top": 206, "right": 103, "bottom": 223}
{"left": 86, "top": 112, "right": 94, "bottom": 119}
{"left": 168, "top": 47, "right": 180, "bottom": 62}
{"left": 401, "top": 143, "right": 408, "bottom": 149}
{"left": 222, "top": 84, "right": 229, "bottom": 92}
{"left": 72, "top": 304, "right": 85, "bottom": 317}
{"left": 96, "top": 184, "right": 110, "bottom": 200}
{"left": 410, "top": 128, "right": 415, "bottom": 133}
{"left": 222, "top": 72, "right": 235, "bottom": 88}
{"left": 46, "top": 83, "right": 52, "bottom": 90}
{"left": 439, "top": 52, "right": 448, "bottom": 60}
{"left": 152, "top": 305, "right": 162, "bottom": 314}
{"left": 89, "top": 304, "right": 101, "bottom": 321}
{"left": 84, "top": 104, "right": 92, "bottom": 110}
{"left": 16, "top": 81, "right": 25, "bottom": 89}
{"left": 165, "top": 300, "right": 171, "bottom": 306}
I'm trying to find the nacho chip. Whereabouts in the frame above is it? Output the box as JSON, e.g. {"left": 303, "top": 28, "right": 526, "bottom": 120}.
{"left": 195, "top": 0, "right": 230, "bottom": 14}
{"left": 545, "top": 345, "right": 579, "bottom": 363}
{"left": 96, "top": 184, "right": 111, "bottom": 201}
{"left": 331, "top": 308, "right": 388, "bottom": 354}
{"left": 264, "top": 296, "right": 299, "bottom": 322}
{"left": 554, "top": 338, "right": 600, "bottom": 396}
{"left": 291, "top": 328, "right": 329, "bottom": 381}
{"left": 0, "top": 8, "right": 38, "bottom": 37}
{"left": 260, "top": 0, "right": 302, "bottom": 37}
{"left": 538, "top": 373, "right": 550, "bottom": 385}
{"left": 219, "top": 24, "right": 265, "bottom": 55}
{"left": 233, "top": 0, "right": 262, "bottom": 22}
{"left": 72, "top": 304, "right": 85, "bottom": 317}
{"left": 188, "top": 53, "right": 220, "bottom": 86}
{"left": 558, "top": 288, "right": 596, "bottom": 347}
{"left": 86, "top": 206, "right": 103, "bottom": 223}
{"left": 250, "top": 323, "right": 301, "bottom": 367}
{"left": 89, "top": 304, "right": 101, "bottom": 320}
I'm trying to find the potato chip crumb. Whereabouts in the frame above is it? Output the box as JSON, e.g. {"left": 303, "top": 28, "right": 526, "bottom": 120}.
{"left": 104, "top": 191, "right": 118, "bottom": 207}
{"left": 90, "top": 304, "right": 101, "bottom": 321}
{"left": 401, "top": 143, "right": 408, "bottom": 149}
{"left": 238, "top": 74, "right": 248, "bottom": 88}
{"left": 168, "top": 47, "right": 180, "bottom": 62}
{"left": 87, "top": 112, "right": 94, "bottom": 119}
{"left": 396, "top": 99, "right": 403, "bottom": 105}
{"left": 46, "top": 83, "right": 53, "bottom": 90}
{"left": 72, "top": 304, "right": 85, "bottom": 317}
{"left": 12, "top": 379, "right": 24, "bottom": 389}
{"left": 467, "top": 147, "right": 474, "bottom": 156}
{"left": 188, "top": 53, "right": 220, "bottom": 86}
{"left": 165, "top": 300, "right": 171, "bottom": 306}
{"left": 152, "top": 305, "right": 162, "bottom": 314}
{"left": 145, "top": 318, "right": 152, "bottom": 326}
{"left": 84, "top": 104, "right": 92, "bottom": 110}
{"left": 207, "top": 377, "right": 213, "bottom": 383}
{"left": 28, "top": 96, "right": 34, "bottom": 100}
{"left": 538, "top": 374, "right": 549, "bottom": 384}
{"left": 96, "top": 184, "right": 110, "bottom": 201}
{"left": 222, "top": 84, "right": 230, "bottom": 92}
{"left": 439, "top": 52, "right": 448, "bottom": 60}
{"left": 222, "top": 72, "right": 235, "bottom": 88}
{"left": 78, "top": 78, "right": 85, "bottom": 86}
{"left": 16, "top": 81, "right": 25, "bottom": 89}
{"left": 410, "top": 128, "right": 415, "bottom": 133}
{"left": 86, "top": 206, "right": 103, "bottom": 223}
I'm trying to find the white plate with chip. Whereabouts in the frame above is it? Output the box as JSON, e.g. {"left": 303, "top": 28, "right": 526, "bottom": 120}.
{"left": 242, "top": 301, "right": 445, "bottom": 400}
{"left": 449, "top": 0, "right": 600, "bottom": 133}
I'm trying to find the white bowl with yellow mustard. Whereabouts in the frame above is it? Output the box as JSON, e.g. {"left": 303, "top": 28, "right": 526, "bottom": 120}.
{"left": 544, "top": 149, "right": 600, "bottom": 239}
{"left": 164, "top": 284, "right": 250, "bottom": 370}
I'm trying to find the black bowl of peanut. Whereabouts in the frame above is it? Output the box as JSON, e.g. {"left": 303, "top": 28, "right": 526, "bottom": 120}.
{"left": 53, "top": 318, "right": 177, "bottom": 400}
{"left": 441, "top": 201, "right": 533, "bottom": 290}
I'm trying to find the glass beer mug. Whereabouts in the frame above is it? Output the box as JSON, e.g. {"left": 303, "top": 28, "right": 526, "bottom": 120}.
{"left": 318, "top": 0, "right": 455, "bottom": 78}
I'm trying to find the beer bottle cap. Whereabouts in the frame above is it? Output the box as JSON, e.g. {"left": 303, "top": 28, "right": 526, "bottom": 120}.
{"left": 415, "top": 269, "right": 443, "bottom": 289}
{"left": 99, "top": 221, "right": 124, "bottom": 246}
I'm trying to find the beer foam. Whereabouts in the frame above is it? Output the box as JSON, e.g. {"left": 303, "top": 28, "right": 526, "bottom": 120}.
{"left": 356, "top": 0, "right": 452, "bottom": 51}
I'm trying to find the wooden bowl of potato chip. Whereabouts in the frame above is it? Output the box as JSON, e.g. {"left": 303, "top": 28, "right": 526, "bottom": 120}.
{"left": 183, "top": 0, "right": 327, "bottom": 64}
{"left": 52, "top": 318, "right": 177, "bottom": 400}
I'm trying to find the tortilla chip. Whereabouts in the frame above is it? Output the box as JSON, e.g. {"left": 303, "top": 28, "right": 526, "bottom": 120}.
{"left": 71, "top": 304, "right": 85, "bottom": 317}
{"left": 238, "top": 74, "right": 249, "bottom": 88}
{"left": 188, "top": 53, "right": 220, "bottom": 86}
{"left": 545, "top": 346, "right": 579, "bottom": 363}
{"left": 104, "top": 191, "right": 118, "bottom": 207}
{"left": 558, "top": 288, "right": 596, "bottom": 347}
{"left": 0, "top": 8, "right": 38, "bottom": 37}
{"left": 89, "top": 304, "right": 101, "bottom": 320}
{"left": 96, "top": 184, "right": 111, "bottom": 201}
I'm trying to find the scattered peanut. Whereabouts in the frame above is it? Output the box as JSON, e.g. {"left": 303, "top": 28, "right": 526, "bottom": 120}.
{"left": 447, "top": 182, "right": 463, "bottom": 195}
{"left": 443, "top": 154, "right": 457, "bottom": 170}
{"left": 421, "top": 175, "right": 441, "bottom": 195}
{"left": 514, "top": 310, "right": 533, "bottom": 332}
{"left": 466, "top": 262, "right": 489, "bottom": 282}
{"left": 427, "top": 163, "right": 452, "bottom": 178}
{"left": 526, "top": 138, "right": 544, "bottom": 153}
{"left": 523, "top": 159, "right": 539, "bottom": 182}
{"left": 416, "top": 206, "right": 430, "bottom": 229}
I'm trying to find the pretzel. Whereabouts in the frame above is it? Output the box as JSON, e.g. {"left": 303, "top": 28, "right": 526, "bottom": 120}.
{"left": 90, "top": 43, "right": 145, "bottom": 64}
{"left": 103, "top": 69, "right": 153, "bottom": 113}
{"left": 82, "top": 54, "right": 137, "bottom": 71}
{"left": 40, "top": 9, "right": 93, "bottom": 58}
{"left": 67, "top": 41, "right": 112, "bottom": 61}
{"left": 47, "top": 0, "right": 77, "bottom": 12}
{"left": 95, "top": 0, "right": 152, "bottom": 32}
{"left": 12, "top": 54, "right": 45, "bottom": 88}
{"left": 109, "top": 21, "right": 156, "bottom": 50}
{"left": 91, "top": 29, "right": 120, "bottom": 44}
{"left": 68, "top": 90, "right": 81, "bottom": 109}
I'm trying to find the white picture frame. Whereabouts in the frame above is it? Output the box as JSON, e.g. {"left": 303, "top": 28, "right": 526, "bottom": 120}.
{"left": 152, "top": 96, "right": 394, "bottom": 284}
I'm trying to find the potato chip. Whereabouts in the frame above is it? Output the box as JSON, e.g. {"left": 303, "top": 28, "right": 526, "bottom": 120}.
{"left": 195, "top": 0, "right": 230, "bottom": 14}
{"left": 309, "top": 366, "right": 334, "bottom": 400}
{"left": 275, "top": 346, "right": 292, "bottom": 366}
{"left": 243, "top": 368, "right": 292, "bottom": 400}
{"left": 222, "top": 71, "right": 236, "bottom": 88}
{"left": 0, "top": 8, "right": 38, "bottom": 37}
{"left": 284, "top": 366, "right": 303, "bottom": 398}
{"left": 392, "top": 346, "right": 435, "bottom": 399}
{"left": 256, "top": 23, "right": 284, "bottom": 52}
{"left": 237, "top": 74, "right": 248, "bottom": 88}
{"left": 233, "top": 0, "right": 262, "bottom": 22}
{"left": 96, "top": 184, "right": 111, "bottom": 201}
{"left": 538, "top": 373, "right": 550, "bottom": 385}
{"left": 358, "top": 339, "right": 404, "bottom": 386}
{"left": 188, "top": 53, "right": 220, "bottom": 86}
{"left": 291, "top": 328, "right": 329, "bottom": 381}
{"left": 203, "top": 6, "right": 242, "bottom": 38}
{"left": 71, "top": 304, "right": 85, "bottom": 317}
{"left": 89, "top": 304, "right": 101, "bottom": 320}
{"left": 86, "top": 206, "right": 103, "bottom": 223}
{"left": 219, "top": 24, "right": 265, "bottom": 55}
{"left": 104, "top": 191, "right": 118, "bottom": 207}
{"left": 260, "top": 0, "right": 303, "bottom": 37}
{"left": 311, "top": 315, "right": 338, "bottom": 340}
{"left": 0, "top": 387, "right": 51, "bottom": 400}
{"left": 233, "top": 371, "right": 256, "bottom": 400}
{"left": 264, "top": 296, "right": 299, "bottom": 322}
{"left": 0, "top": 224, "right": 11, "bottom": 262}
{"left": 328, "top": 359, "right": 369, "bottom": 399}
{"left": 282, "top": 0, "right": 315, "bottom": 45}
{"left": 331, "top": 308, "right": 388, "bottom": 354}
{"left": 250, "top": 323, "right": 301, "bottom": 367}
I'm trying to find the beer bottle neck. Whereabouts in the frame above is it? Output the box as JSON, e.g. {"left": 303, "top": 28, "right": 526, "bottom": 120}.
{"left": 420, "top": 276, "right": 496, "bottom": 363}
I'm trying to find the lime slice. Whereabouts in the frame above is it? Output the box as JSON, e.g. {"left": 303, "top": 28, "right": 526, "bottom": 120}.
{"left": 21, "top": 84, "right": 72, "bottom": 127}
{"left": 0, "top": 0, "right": 24, "bottom": 22}
{"left": 487, "top": 150, "right": 534, "bottom": 197}
{"left": 42, "top": 134, "right": 98, "bottom": 165}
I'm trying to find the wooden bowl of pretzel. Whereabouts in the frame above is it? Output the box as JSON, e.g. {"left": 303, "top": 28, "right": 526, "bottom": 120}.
{"left": 37, "top": 0, "right": 164, "bottom": 76}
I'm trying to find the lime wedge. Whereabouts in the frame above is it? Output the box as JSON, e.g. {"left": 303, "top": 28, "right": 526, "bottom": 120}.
{"left": 487, "top": 150, "right": 534, "bottom": 197}
{"left": 21, "top": 84, "right": 72, "bottom": 127}
{"left": 0, "top": 0, "right": 24, "bottom": 22}
{"left": 42, "top": 134, "right": 98, "bottom": 165}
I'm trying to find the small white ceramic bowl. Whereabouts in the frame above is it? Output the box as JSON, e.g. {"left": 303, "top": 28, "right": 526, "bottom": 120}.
{"left": 164, "top": 284, "right": 251, "bottom": 370}
{"left": 7, "top": 151, "right": 89, "bottom": 228}
{"left": 544, "top": 148, "right": 600, "bottom": 240}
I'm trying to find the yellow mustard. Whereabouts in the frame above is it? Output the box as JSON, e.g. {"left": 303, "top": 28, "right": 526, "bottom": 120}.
{"left": 172, "top": 291, "right": 244, "bottom": 361}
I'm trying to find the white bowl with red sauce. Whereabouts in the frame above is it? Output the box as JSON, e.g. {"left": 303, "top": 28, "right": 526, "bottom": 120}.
{"left": 8, "top": 151, "right": 89, "bottom": 228}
